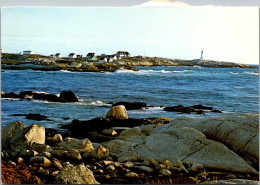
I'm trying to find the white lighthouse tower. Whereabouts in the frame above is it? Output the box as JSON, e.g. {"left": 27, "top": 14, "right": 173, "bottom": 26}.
{"left": 200, "top": 50, "right": 203, "bottom": 60}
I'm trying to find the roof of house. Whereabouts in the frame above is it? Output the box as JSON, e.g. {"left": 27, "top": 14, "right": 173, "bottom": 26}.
{"left": 23, "top": 50, "right": 33, "bottom": 52}
{"left": 55, "top": 53, "right": 61, "bottom": 55}
{"left": 87, "top": 53, "right": 95, "bottom": 56}
{"left": 69, "top": 53, "right": 76, "bottom": 56}
{"left": 117, "top": 51, "right": 129, "bottom": 54}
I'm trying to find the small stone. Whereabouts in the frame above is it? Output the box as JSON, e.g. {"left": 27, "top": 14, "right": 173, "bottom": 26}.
{"left": 124, "top": 162, "right": 134, "bottom": 168}
{"left": 106, "top": 165, "right": 115, "bottom": 171}
{"left": 125, "top": 172, "right": 139, "bottom": 178}
{"left": 51, "top": 170, "right": 60, "bottom": 177}
{"left": 7, "top": 160, "right": 16, "bottom": 166}
{"left": 17, "top": 157, "right": 24, "bottom": 164}
{"left": 30, "top": 156, "right": 51, "bottom": 167}
{"left": 156, "top": 164, "right": 167, "bottom": 170}
{"left": 163, "top": 160, "right": 174, "bottom": 169}
{"left": 53, "top": 159, "right": 63, "bottom": 169}
{"left": 43, "top": 152, "right": 52, "bottom": 158}
{"left": 101, "top": 160, "right": 113, "bottom": 166}
{"left": 106, "top": 156, "right": 113, "bottom": 161}
{"left": 53, "top": 134, "right": 63, "bottom": 143}
{"left": 113, "top": 162, "right": 122, "bottom": 168}
{"left": 143, "top": 158, "right": 158, "bottom": 167}
{"left": 159, "top": 169, "right": 172, "bottom": 176}
{"left": 134, "top": 166, "right": 153, "bottom": 173}
{"left": 175, "top": 159, "right": 182, "bottom": 168}
{"left": 102, "top": 129, "right": 118, "bottom": 136}
{"left": 190, "top": 163, "right": 204, "bottom": 172}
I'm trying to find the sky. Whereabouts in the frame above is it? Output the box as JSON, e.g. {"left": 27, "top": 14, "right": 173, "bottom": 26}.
{"left": 1, "top": 4, "right": 259, "bottom": 64}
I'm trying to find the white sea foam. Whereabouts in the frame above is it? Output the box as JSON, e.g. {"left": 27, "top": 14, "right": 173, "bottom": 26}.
{"left": 2, "top": 98, "right": 20, "bottom": 101}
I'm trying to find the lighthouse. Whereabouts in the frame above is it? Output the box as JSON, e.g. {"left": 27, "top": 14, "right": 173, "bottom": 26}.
{"left": 200, "top": 50, "right": 203, "bottom": 60}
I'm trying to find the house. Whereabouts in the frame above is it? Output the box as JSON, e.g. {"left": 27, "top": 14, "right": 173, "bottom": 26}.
{"left": 68, "top": 53, "right": 77, "bottom": 59}
{"left": 23, "top": 50, "right": 35, "bottom": 55}
{"left": 116, "top": 51, "right": 130, "bottom": 58}
{"left": 55, "top": 53, "right": 62, "bottom": 58}
{"left": 106, "top": 55, "right": 117, "bottom": 61}
{"left": 1, "top": 49, "right": 4, "bottom": 54}
{"left": 86, "top": 53, "right": 97, "bottom": 61}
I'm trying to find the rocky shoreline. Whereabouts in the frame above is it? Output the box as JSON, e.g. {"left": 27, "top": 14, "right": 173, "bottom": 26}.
{"left": 1, "top": 53, "right": 256, "bottom": 73}
{"left": 1, "top": 103, "right": 259, "bottom": 184}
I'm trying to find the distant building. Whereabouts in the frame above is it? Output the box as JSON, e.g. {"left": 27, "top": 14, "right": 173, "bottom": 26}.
{"left": 23, "top": 50, "right": 35, "bottom": 55}
{"left": 106, "top": 55, "right": 117, "bottom": 62}
{"left": 77, "top": 55, "right": 83, "bottom": 59}
{"left": 68, "top": 53, "right": 77, "bottom": 59}
{"left": 98, "top": 57, "right": 108, "bottom": 62}
{"left": 86, "top": 53, "right": 97, "bottom": 61}
{"left": 55, "top": 53, "right": 62, "bottom": 58}
{"left": 116, "top": 51, "right": 130, "bottom": 58}
{"left": 200, "top": 50, "right": 203, "bottom": 60}
{"left": 1, "top": 49, "right": 4, "bottom": 54}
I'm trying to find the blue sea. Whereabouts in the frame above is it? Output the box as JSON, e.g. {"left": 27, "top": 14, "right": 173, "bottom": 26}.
{"left": 1, "top": 66, "right": 259, "bottom": 131}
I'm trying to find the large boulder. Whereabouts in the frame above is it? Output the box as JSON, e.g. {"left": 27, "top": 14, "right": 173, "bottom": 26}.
{"left": 59, "top": 90, "right": 78, "bottom": 102}
{"left": 1, "top": 121, "right": 26, "bottom": 149}
{"left": 9, "top": 124, "right": 45, "bottom": 151}
{"left": 133, "top": 127, "right": 258, "bottom": 175}
{"left": 33, "top": 92, "right": 60, "bottom": 102}
{"left": 113, "top": 101, "right": 147, "bottom": 110}
{"left": 83, "top": 145, "right": 109, "bottom": 160}
{"left": 53, "top": 164, "right": 99, "bottom": 184}
{"left": 106, "top": 105, "right": 128, "bottom": 119}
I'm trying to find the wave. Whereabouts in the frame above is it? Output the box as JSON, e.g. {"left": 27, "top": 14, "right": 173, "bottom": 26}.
{"left": 2, "top": 98, "right": 20, "bottom": 101}
{"left": 230, "top": 71, "right": 259, "bottom": 76}
{"left": 114, "top": 69, "right": 194, "bottom": 76}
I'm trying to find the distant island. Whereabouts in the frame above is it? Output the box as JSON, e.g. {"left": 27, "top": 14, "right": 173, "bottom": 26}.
{"left": 1, "top": 51, "right": 256, "bottom": 72}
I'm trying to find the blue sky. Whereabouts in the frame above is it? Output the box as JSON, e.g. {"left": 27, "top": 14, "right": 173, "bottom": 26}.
{"left": 1, "top": 6, "right": 259, "bottom": 64}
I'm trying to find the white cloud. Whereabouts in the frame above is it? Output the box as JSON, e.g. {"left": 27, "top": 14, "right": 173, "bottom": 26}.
{"left": 135, "top": 0, "right": 189, "bottom": 7}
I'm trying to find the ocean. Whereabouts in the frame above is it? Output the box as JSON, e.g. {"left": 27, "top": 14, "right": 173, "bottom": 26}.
{"left": 1, "top": 66, "right": 259, "bottom": 131}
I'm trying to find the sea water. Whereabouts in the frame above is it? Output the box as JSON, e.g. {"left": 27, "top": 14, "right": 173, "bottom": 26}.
{"left": 1, "top": 66, "right": 259, "bottom": 130}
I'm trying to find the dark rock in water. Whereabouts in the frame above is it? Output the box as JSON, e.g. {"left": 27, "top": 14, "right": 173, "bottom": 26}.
{"left": 164, "top": 105, "right": 194, "bottom": 113}
{"left": 1, "top": 92, "right": 21, "bottom": 99}
{"left": 25, "top": 113, "right": 48, "bottom": 121}
{"left": 60, "top": 117, "right": 172, "bottom": 141}
{"left": 59, "top": 90, "right": 78, "bottom": 102}
{"left": 19, "top": 91, "right": 36, "bottom": 99}
{"left": 113, "top": 101, "right": 147, "bottom": 110}
{"left": 191, "top": 104, "right": 213, "bottom": 110}
{"left": 211, "top": 109, "right": 222, "bottom": 113}
{"left": 33, "top": 93, "right": 60, "bottom": 102}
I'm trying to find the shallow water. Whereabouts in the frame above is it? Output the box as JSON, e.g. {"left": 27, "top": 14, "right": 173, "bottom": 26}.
{"left": 1, "top": 66, "right": 259, "bottom": 130}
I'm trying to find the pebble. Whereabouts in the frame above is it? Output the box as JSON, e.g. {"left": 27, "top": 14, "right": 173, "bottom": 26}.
{"left": 93, "top": 169, "right": 104, "bottom": 174}
{"left": 101, "top": 160, "right": 113, "bottom": 166}
{"left": 94, "top": 162, "right": 103, "bottom": 169}
{"left": 51, "top": 170, "right": 60, "bottom": 177}
{"left": 53, "top": 159, "right": 63, "bottom": 169}
{"left": 163, "top": 160, "right": 174, "bottom": 169}
{"left": 17, "top": 157, "right": 24, "bottom": 164}
{"left": 125, "top": 172, "right": 139, "bottom": 178}
{"left": 106, "top": 165, "right": 116, "bottom": 171}
{"left": 134, "top": 166, "right": 154, "bottom": 173}
{"left": 7, "top": 160, "right": 16, "bottom": 166}
{"left": 43, "top": 152, "right": 52, "bottom": 158}
{"left": 124, "top": 162, "right": 134, "bottom": 168}
{"left": 156, "top": 164, "right": 167, "bottom": 170}
{"left": 159, "top": 169, "right": 172, "bottom": 176}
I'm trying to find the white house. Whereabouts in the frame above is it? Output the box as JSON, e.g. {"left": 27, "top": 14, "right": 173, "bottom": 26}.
{"left": 68, "top": 53, "right": 77, "bottom": 59}
{"left": 86, "top": 53, "right": 97, "bottom": 61}
{"left": 1, "top": 49, "right": 4, "bottom": 54}
{"left": 23, "top": 50, "right": 35, "bottom": 55}
{"left": 106, "top": 55, "right": 117, "bottom": 62}
{"left": 116, "top": 51, "right": 130, "bottom": 58}
{"left": 55, "top": 53, "right": 62, "bottom": 58}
